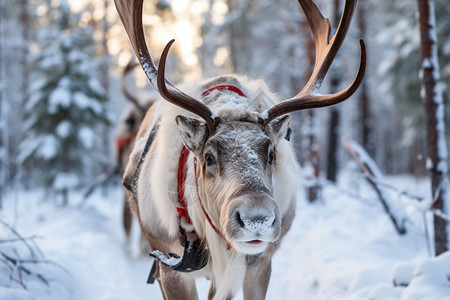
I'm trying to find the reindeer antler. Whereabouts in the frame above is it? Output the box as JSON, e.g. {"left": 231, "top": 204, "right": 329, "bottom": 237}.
{"left": 157, "top": 40, "right": 219, "bottom": 135}
{"left": 115, "top": 0, "right": 365, "bottom": 133}
{"left": 114, "top": 0, "right": 218, "bottom": 135}
{"left": 121, "top": 59, "right": 147, "bottom": 113}
{"left": 261, "top": 0, "right": 366, "bottom": 126}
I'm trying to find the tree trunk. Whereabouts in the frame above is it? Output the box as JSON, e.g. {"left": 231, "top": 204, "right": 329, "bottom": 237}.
{"left": 357, "top": 0, "right": 374, "bottom": 157}
{"left": 307, "top": 109, "right": 321, "bottom": 202}
{"left": 226, "top": 0, "right": 252, "bottom": 74}
{"left": 300, "top": 16, "right": 321, "bottom": 202}
{"left": 0, "top": 0, "right": 4, "bottom": 208}
{"left": 101, "top": 0, "right": 111, "bottom": 175}
{"left": 2, "top": 0, "right": 28, "bottom": 186}
{"left": 101, "top": 0, "right": 109, "bottom": 103}
{"left": 199, "top": 0, "right": 216, "bottom": 78}
{"left": 18, "top": 0, "right": 29, "bottom": 186}
{"left": 326, "top": 107, "right": 339, "bottom": 182}
{"left": 226, "top": 0, "right": 238, "bottom": 73}
{"left": 20, "top": 0, "right": 28, "bottom": 109}
{"left": 326, "top": 0, "right": 341, "bottom": 182}
{"left": 417, "top": 0, "right": 449, "bottom": 256}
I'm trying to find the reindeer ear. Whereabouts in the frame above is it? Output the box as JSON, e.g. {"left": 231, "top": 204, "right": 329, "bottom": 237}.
{"left": 266, "top": 115, "right": 291, "bottom": 144}
{"left": 176, "top": 115, "right": 208, "bottom": 154}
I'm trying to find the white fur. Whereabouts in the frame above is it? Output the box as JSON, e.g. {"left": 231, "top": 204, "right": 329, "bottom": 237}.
{"left": 139, "top": 103, "right": 191, "bottom": 238}
{"left": 213, "top": 252, "right": 246, "bottom": 300}
{"left": 273, "top": 139, "right": 300, "bottom": 216}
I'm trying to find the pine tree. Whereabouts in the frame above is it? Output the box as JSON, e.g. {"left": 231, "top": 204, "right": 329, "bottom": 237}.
{"left": 21, "top": 1, "right": 110, "bottom": 203}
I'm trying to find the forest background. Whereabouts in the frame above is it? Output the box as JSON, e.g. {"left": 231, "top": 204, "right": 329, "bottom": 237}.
{"left": 2, "top": 0, "right": 449, "bottom": 200}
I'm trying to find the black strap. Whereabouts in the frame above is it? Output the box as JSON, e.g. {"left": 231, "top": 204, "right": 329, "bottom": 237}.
{"left": 149, "top": 227, "right": 209, "bottom": 274}
{"left": 147, "top": 260, "right": 159, "bottom": 284}
{"left": 124, "top": 121, "right": 160, "bottom": 206}
{"left": 121, "top": 120, "right": 162, "bottom": 285}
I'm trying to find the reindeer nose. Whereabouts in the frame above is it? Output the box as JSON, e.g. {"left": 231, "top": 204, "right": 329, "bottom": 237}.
{"left": 234, "top": 211, "right": 276, "bottom": 234}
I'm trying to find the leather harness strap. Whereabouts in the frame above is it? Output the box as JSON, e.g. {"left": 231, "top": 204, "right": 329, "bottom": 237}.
{"left": 176, "top": 146, "right": 231, "bottom": 250}
{"left": 116, "top": 128, "right": 139, "bottom": 159}
{"left": 201, "top": 84, "right": 246, "bottom": 98}
{"left": 193, "top": 157, "right": 231, "bottom": 250}
{"left": 177, "top": 146, "right": 191, "bottom": 224}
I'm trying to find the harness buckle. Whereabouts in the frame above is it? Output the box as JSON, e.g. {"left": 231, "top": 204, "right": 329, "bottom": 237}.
{"left": 148, "top": 227, "right": 209, "bottom": 282}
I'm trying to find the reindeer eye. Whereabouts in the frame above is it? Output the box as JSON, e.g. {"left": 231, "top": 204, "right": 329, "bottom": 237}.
{"left": 268, "top": 152, "right": 275, "bottom": 165}
{"left": 205, "top": 152, "right": 216, "bottom": 166}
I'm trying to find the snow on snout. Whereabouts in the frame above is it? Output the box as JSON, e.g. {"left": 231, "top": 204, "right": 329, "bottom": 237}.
{"left": 240, "top": 212, "right": 275, "bottom": 234}
{"left": 229, "top": 136, "right": 266, "bottom": 182}
{"left": 231, "top": 143, "right": 258, "bottom": 163}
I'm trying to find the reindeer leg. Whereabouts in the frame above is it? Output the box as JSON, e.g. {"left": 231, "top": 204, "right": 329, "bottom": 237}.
{"left": 159, "top": 265, "right": 198, "bottom": 300}
{"left": 122, "top": 192, "right": 132, "bottom": 239}
{"left": 207, "top": 279, "right": 216, "bottom": 300}
{"left": 242, "top": 258, "right": 272, "bottom": 300}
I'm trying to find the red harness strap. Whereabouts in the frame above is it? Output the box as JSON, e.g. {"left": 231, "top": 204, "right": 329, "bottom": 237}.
{"left": 201, "top": 85, "right": 246, "bottom": 98}
{"left": 177, "top": 146, "right": 231, "bottom": 249}
{"left": 193, "top": 157, "right": 231, "bottom": 250}
{"left": 116, "top": 128, "right": 139, "bottom": 158}
{"left": 177, "top": 146, "right": 191, "bottom": 224}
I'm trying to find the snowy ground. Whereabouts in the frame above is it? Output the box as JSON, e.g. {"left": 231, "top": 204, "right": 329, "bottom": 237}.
{"left": 1, "top": 172, "right": 450, "bottom": 300}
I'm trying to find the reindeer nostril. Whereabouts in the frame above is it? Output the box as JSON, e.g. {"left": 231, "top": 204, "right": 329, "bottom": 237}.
{"left": 235, "top": 211, "right": 245, "bottom": 228}
{"left": 255, "top": 214, "right": 276, "bottom": 228}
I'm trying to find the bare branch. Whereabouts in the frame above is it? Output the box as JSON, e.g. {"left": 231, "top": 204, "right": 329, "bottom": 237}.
{"left": 0, "top": 218, "right": 41, "bottom": 259}
{"left": 0, "top": 219, "right": 70, "bottom": 290}
{"left": 0, "top": 235, "right": 42, "bottom": 244}
{"left": 344, "top": 140, "right": 407, "bottom": 234}
{"left": 1, "top": 252, "right": 49, "bottom": 287}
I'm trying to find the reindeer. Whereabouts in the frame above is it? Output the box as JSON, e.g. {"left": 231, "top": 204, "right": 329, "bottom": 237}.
{"left": 114, "top": 0, "right": 365, "bottom": 299}
{"left": 116, "top": 60, "right": 153, "bottom": 239}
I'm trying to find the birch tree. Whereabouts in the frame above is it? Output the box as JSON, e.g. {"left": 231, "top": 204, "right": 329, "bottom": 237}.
{"left": 417, "top": 0, "right": 449, "bottom": 255}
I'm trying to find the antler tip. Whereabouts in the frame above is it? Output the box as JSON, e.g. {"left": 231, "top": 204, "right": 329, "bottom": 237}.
{"left": 359, "top": 38, "right": 365, "bottom": 48}
{"left": 358, "top": 38, "right": 367, "bottom": 72}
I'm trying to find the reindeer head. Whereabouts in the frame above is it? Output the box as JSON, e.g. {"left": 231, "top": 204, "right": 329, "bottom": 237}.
{"left": 175, "top": 109, "right": 290, "bottom": 254}
{"left": 115, "top": 0, "right": 366, "bottom": 254}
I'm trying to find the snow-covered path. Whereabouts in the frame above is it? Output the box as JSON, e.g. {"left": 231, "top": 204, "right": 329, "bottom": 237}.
{"left": 1, "top": 189, "right": 153, "bottom": 299}
{"left": 1, "top": 175, "right": 450, "bottom": 299}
